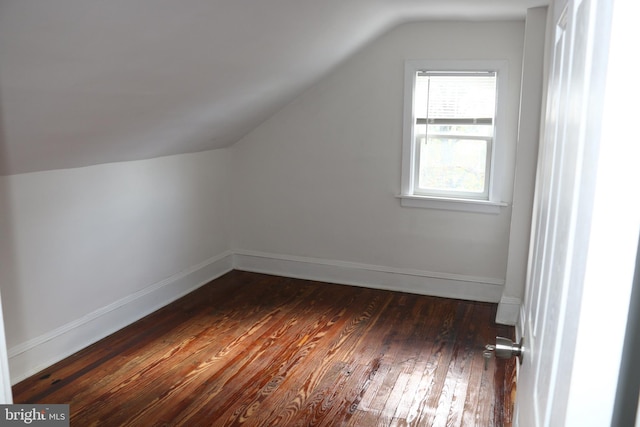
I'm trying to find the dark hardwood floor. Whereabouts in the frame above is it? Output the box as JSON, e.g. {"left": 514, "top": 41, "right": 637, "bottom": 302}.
{"left": 13, "top": 271, "right": 515, "bottom": 426}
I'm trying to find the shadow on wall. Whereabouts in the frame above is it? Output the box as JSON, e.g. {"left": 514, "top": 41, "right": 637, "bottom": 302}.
{"left": 0, "top": 85, "right": 19, "bottom": 394}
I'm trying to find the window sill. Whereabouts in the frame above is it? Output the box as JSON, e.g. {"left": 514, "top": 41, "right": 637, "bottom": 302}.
{"left": 397, "top": 194, "right": 508, "bottom": 214}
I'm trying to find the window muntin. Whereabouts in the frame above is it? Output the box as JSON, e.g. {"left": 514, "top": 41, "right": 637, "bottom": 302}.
{"left": 412, "top": 71, "right": 498, "bottom": 200}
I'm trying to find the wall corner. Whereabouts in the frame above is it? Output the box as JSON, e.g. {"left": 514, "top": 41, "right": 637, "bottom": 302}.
{"left": 496, "top": 296, "right": 522, "bottom": 325}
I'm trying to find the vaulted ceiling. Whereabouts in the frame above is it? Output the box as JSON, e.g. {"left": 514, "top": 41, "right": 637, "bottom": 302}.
{"left": 0, "top": 0, "right": 546, "bottom": 175}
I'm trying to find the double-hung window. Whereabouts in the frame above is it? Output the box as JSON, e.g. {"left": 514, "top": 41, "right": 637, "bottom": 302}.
{"left": 400, "top": 60, "right": 508, "bottom": 213}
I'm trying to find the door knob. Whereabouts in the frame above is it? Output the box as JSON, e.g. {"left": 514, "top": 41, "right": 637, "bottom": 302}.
{"left": 495, "top": 336, "right": 524, "bottom": 363}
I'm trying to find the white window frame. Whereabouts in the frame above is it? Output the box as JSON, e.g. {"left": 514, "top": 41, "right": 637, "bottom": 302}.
{"left": 399, "top": 60, "right": 509, "bottom": 214}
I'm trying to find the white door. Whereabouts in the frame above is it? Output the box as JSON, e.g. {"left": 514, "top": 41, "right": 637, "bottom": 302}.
{"left": 0, "top": 292, "right": 12, "bottom": 403}
{"left": 515, "top": 0, "right": 640, "bottom": 425}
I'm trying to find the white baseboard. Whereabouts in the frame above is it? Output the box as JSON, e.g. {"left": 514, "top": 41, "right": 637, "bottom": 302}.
{"left": 8, "top": 251, "right": 233, "bottom": 385}
{"left": 233, "top": 250, "right": 504, "bottom": 303}
{"left": 9, "top": 249, "right": 507, "bottom": 384}
{"left": 496, "top": 296, "right": 522, "bottom": 325}
{"left": 517, "top": 303, "right": 526, "bottom": 341}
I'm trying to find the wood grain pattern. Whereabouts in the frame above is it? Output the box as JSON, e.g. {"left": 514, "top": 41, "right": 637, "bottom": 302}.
{"left": 13, "top": 271, "right": 515, "bottom": 426}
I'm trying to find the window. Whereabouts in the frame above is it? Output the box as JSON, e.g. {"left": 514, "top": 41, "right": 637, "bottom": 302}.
{"left": 400, "top": 60, "right": 509, "bottom": 213}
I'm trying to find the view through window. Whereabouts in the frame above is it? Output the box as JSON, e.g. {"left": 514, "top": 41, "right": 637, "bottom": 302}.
{"left": 412, "top": 71, "right": 497, "bottom": 199}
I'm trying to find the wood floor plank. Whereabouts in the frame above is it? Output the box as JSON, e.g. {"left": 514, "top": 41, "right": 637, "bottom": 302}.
{"left": 198, "top": 289, "right": 375, "bottom": 425}
{"left": 12, "top": 271, "right": 515, "bottom": 426}
{"left": 388, "top": 297, "right": 446, "bottom": 426}
{"left": 281, "top": 293, "right": 393, "bottom": 426}
{"left": 431, "top": 304, "right": 479, "bottom": 427}
{"left": 127, "top": 282, "right": 334, "bottom": 426}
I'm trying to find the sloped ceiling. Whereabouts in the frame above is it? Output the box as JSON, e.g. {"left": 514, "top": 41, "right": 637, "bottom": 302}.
{"left": 0, "top": 0, "right": 546, "bottom": 175}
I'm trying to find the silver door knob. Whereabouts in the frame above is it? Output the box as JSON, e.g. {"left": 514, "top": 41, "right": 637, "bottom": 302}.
{"left": 495, "top": 336, "right": 524, "bottom": 363}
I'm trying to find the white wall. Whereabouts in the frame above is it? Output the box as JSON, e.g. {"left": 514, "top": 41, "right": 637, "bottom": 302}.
{"left": 0, "top": 149, "right": 233, "bottom": 383}
{"left": 499, "top": 7, "right": 548, "bottom": 325}
{"left": 231, "top": 21, "right": 526, "bottom": 301}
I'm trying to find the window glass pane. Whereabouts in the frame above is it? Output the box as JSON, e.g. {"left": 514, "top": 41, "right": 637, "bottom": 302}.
{"left": 427, "top": 123, "right": 493, "bottom": 137}
{"left": 414, "top": 77, "right": 429, "bottom": 119}
{"left": 417, "top": 137, "right": 487, "bottom": 193}
{"left": 416, "top": 74, "right": 496, "bottom": 121}
{"left": 412, "top": 71, "right": 496, "bottom": 199}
